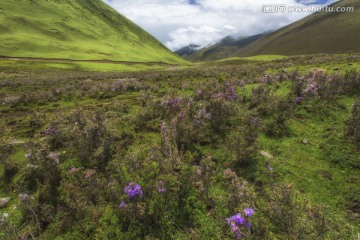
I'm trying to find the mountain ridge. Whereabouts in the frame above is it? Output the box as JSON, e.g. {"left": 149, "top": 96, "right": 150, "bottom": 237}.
{"left": 184, "top": 32, "right": 269, "bottom": 61}
{"left": 184, "top": 0, "right": 359, "bottom": 61}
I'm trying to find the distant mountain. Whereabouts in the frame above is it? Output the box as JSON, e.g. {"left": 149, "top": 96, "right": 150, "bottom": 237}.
{"left": 184, "top": 32, "right": 269, "bottom": 61}
{"left": 185, "top": 0, "right": 359, "bottom": 61}
{"left": 0, "top": 0, "right": 185, "bottom": 64}
{"left": 237, "top": 0, "right": 360, "bottom": 57}
{"left": 175, "top": 44, "right": 201, "bottom": 57}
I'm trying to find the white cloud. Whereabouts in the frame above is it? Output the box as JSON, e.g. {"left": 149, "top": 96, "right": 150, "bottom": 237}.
{"left": 103, "top": 0, "right": 334, "bottom": 50}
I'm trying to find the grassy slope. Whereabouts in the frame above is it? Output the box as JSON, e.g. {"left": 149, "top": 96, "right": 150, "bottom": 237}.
{"left": 0, "top": 59, "right": 167, "bottom": 72}
{"left": 186, "top": 0, "right": 360, "bottom": 62}
{"left": 0, "top": 0, "right": 185, "bottom": 64}
{"left": 239, "top": 0, "right": 360, "bottom": 57}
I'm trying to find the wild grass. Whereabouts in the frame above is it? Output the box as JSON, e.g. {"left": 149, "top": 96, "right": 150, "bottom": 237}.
{"left": 0, "top": 54, "right": 359, "bottom": 239}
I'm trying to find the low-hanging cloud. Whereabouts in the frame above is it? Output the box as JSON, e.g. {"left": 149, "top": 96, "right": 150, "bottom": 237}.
{"left": 104, "top": 0, "right": 335, "bottom": 50}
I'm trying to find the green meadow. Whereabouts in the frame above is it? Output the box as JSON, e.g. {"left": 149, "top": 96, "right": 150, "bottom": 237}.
{"left": 0, "top": 54, "right": 359, "bottom": 239}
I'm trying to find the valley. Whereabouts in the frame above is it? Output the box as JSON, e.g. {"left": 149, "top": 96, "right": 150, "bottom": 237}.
{"left": 0, "top": 0, "right": 359, "bottom": 239}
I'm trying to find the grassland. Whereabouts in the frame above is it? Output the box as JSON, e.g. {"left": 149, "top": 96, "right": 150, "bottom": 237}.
{"left": 0, "top": 58, "right": 177, "bottom": 72}
{"left": 0, "top": 54, "right": 359, "bottom": 239}
{"left": 0, "top": 0, "right": 186, "bottom": 64}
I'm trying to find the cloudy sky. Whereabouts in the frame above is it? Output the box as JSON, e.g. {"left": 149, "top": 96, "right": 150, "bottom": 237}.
{"left": 104, "top": 0, "right": 335, "bottom": 50}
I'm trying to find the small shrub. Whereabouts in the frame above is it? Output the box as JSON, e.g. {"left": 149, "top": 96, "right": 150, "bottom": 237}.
{"left": 228, "top": 116, "right": 261, "bottom": 166}
{"left": 345, "top": 98, "right": 360, "bottom": 143}
{"left": 265, "top": 100, "right": 293, "bottom": 137}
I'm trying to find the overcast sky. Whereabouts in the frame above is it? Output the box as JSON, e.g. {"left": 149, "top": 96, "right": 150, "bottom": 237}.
{"left": 103, "top": 0, "right": 335, "bottom": 50}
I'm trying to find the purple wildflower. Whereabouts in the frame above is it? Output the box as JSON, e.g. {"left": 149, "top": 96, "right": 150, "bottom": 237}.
{"left": 227, "top": 209, "right": 254, "bottom": 238}
{"left": 212, "top": 92, "right": 225, "bottom": 99}
{"left": 231, "top": 223, "right": 239, "bottom": 232}
{"left": 245, "top": 222, "right": 252, "bottom": 229}
{"left": 177, "top": 111, "right": 186, "bottom": 121}
{"left": 42, "top": 126, "right": 57, "bottom": 136}
{"left": 293, "top": 96, "right": 303, "bottom": 104}
{"left": 158, "top": 186, "right": 167, "bottom": 193}
{"left": 226, "top": 86, "right": 237, "bottom": 101}
{"left": 244, "top": 208, "right": 254, "bottom": 217}
{"left": 161, "top": 97, "right": 181, "bottom": 112}
{"left": 119, "top": 201, "right": 127, "bottom": 209}
{"left": 305, "top": 81, "right": 318, "bottom": 95}
{"left": 194, "top": 108, "right": 211, "bottom": 127}
{"left": 239, "top": 80, "right": 246, "bottom": 88}
{"left": 214, "top": 81, "right": 238, "bottom": 101}
{"left": 124, "top": 182, "right": 143, "bottom": 198}
{"left": 233, "top": 213, "right": 246, "bottom": 224}
{"left": 227, "top": 219, "right": 242, "bottom": 239}
{"left": 157, "top": 181, "right": 167, "bottom": 193}
{"left": 227, "top": 213, "right": 245, "bottom": 227}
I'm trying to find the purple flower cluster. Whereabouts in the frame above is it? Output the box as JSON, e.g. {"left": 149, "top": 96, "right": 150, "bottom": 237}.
{"left": 194, "top": 108, "right": 212, "bottom": 127}
{"left": 212, "top": 81, "right": 238, "bottom": 101}
{"left": 161, "top": 97, "right": 181, "bottom": 112}
{"left": 226, "top": 208, "right": 254, "bottom": 239}
{"left": 239, "top": 80, "right": 246, "bottom": 89}
{"left": 157, "top": 180, "right": 167, "bottom": 193}
{"left": 244, "top": 208, "right": 254, "bottom": 217}
{"left": 119, "top": 201, "right": 128, "bottom": 209}
{"left": 225, "top": 85, "right": 237, "bottom": 101}
{"left": 42, "top": 126, "right": 57, "bottom": 136}
{"left": 293, "top": 96, "right": 303, "bottom": 104}
{"left": 124, "top": 182, "right": 143, "bottom": 198}
{"left": 211, "top": 93, "right": 225, "bottom": 99}
{"left": 305, "top": 81, "right": 318, "bottom": 95}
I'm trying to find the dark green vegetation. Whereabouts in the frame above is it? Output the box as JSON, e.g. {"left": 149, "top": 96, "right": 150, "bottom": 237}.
{"left": 0, "top": 54, "right": 359, "bottom": 239}
{"left": 186, "top": 0, "right": 360, "bottom": 61}
{"left": 0, "top": 0, "right": 185, "bottom": 64}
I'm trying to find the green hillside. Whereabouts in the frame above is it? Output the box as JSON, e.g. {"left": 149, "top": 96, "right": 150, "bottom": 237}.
{"left": 239, "top": 0, "right": 360, "bottom": 57}
{"left": 0, "top": 0, "right": 185, "bottom": 64}
{"left": 186, "top": 0, "right": 360, "bottom": 61}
